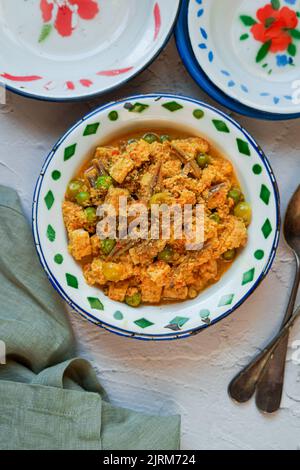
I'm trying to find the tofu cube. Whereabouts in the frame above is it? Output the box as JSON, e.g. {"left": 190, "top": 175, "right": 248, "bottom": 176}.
{"left": 109, "top": 157, "right": 135, "bottom": 184}
{"left": 140, "top": 275, "right": 162, "bottom": 303}
{"left": 163, "top": 286, "right": 188, "bottom": 300}
{"left": 83, "top": 259, "right": 106, "bottom": 286}
{"left": 147, "top": 261, "right": 171, "bottom": 286}
{"left": 108, "top": 281, "right": 129, "bottom": 302}
{"left": 68, "top": 229, "right": 91, "bottom": 261}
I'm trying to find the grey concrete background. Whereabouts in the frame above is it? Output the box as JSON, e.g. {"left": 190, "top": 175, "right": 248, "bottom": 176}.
{"left": 1, "top": 38, "right": 300, "bottom": 450}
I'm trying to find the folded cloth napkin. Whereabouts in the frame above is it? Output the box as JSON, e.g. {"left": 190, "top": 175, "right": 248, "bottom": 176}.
{"left": 0, "top": 186, "right": 180, "bottom": 450}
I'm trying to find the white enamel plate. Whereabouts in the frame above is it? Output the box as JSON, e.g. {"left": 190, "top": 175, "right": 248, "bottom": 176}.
{"left": 0, "top": 0, "right": 180, "bottom": 101}
{"left": 188, "top": 0, "right": 300, "bottom": 115}
{"left": 33, "top": 94, "right": 280, "bottom": 340}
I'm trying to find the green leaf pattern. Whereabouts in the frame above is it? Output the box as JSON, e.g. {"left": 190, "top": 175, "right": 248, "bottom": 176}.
{"left": 256, "top": 41, "right": 271, "bottom": 63}
{"left": 38, "top": 24, "right": 52, "bottom": 43}
{"left": 240, "top": 15, "right": 257, "bottom": 26}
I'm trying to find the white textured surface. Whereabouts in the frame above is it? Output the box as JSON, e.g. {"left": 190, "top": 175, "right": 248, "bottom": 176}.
{"left": 1, "top": 39, "right": 300, "bottom": 450}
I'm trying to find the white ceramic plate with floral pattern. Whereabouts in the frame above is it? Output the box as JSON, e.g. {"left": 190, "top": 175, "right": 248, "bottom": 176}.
{"left": 32, "top": 94, "right": 280, "bottom": 340}
{"left": 188, "top": 0, "right": 300, "bottom": 115}
{"left": 0, "top": 0, "right": 180, "bottom": 101}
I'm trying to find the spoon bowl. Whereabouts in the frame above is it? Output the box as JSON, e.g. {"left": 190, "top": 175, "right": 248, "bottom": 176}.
{"left": 284, "top": 186, "right": 300, "bottom": 256}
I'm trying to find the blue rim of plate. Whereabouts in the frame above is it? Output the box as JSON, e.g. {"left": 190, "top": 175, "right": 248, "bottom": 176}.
{"left": 175, "top": 0, "right": 300, "bottom": 121}
{"left": 32, "top": 93, "right": 281, "bottom": 341}
{"left": 1, "top": 2, "right": 181, "bottom": 103}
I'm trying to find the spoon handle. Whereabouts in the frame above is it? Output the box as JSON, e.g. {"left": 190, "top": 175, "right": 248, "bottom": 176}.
{"left": 282, "top": 252, "right": 300, "bottom": 327}
{"left": 255, "top": 252, "right": 300, "bottom": 413}
{"left": 228, "top": 305, "right": 300, "bottom": 404}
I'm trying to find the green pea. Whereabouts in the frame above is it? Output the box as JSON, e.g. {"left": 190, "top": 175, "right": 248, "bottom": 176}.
{"left": 188, "top": 287, "right": 198, "bottom": 299}
{"left": 143, "top": 133, "right": 159, "bottom": 144}
{"left": 223, "top": 249, "right": 236, "bottom": 261}
{"left": 228, "top": 188, "right": 242, "bottom": 205}
{"left": 84, "top": 207, "right": 97, "bottom": 223}
{"left": 75, "top": 191, "right": 90, "bottom": 206}
{"left": 125, "top": 292, "right": 142, "bottom": 308}
{"left": 103, "top": 262, "right": 123, "bottom": 282}
{"left": 196, "top": 153, "right": 210, "bottom": 169}
{"left": 150, "top": 192, "right": 172, "bottom": 206}
{"left": 160, "top": 135, "right": 171, "bottom": 143}
{"left": 96, "top": 175, "right": 113, "bottom": 190}
{"left": 158, "top": 247, "right": 173, "bottom": 263}
{"left": 234, "top": 202, "right": 252, "bottom": 226}
{"left": 67, "top": 180, "right": 83, "bottom": 199}
{"left": 101, "top": 239, "right": 116, "bottom": 255}
{"left": 210, "top": 213, "right": 220, "bottom": 224}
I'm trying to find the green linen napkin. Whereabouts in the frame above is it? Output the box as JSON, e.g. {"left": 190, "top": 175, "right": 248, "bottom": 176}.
{"left": 0, "top": 186, "right": 180, "bottom": 450}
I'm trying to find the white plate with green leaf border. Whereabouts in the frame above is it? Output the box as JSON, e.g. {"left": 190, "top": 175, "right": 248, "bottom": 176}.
{"left": 188, "top": 0, "right": 300, "bottom": 115}
{"left": 0, "top": 0, "right": 180, "bottom": 101}
{"left": 32, "top": 94, "right": 280, "bottom": 340}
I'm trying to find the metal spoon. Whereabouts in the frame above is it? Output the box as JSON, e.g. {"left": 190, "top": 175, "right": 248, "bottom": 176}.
{"left": 256, "top": 186, "right": 300, "bottom": 413}
{"left": 229, "top": 305, "right": 300, "bottom": 404}
{"left": 228, "top": 186, "right": 300, "bottom": 407}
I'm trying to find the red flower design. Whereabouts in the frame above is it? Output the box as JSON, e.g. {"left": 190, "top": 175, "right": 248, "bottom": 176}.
{"left": 40, "top": 0, "right": 54, "bottom": 22}
{"left": 251, "top": 4, "right": 298, "bottom": 53}
{"left": 40, "top": 0, "right": 99, "bottom": 38}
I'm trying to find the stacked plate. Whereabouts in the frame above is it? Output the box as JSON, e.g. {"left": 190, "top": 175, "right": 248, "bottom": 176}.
{"left": 175, "top": 0, "right": 300, "bottom": 120}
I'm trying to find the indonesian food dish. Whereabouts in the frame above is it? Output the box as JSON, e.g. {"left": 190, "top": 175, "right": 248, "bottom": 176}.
{"left": 63, "top": 130, "right": 251, "bottom": 307}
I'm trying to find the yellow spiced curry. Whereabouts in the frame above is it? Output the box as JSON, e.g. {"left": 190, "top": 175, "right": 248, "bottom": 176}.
{"left": 62, "top": 130, "right": 251, "bottom": 307}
